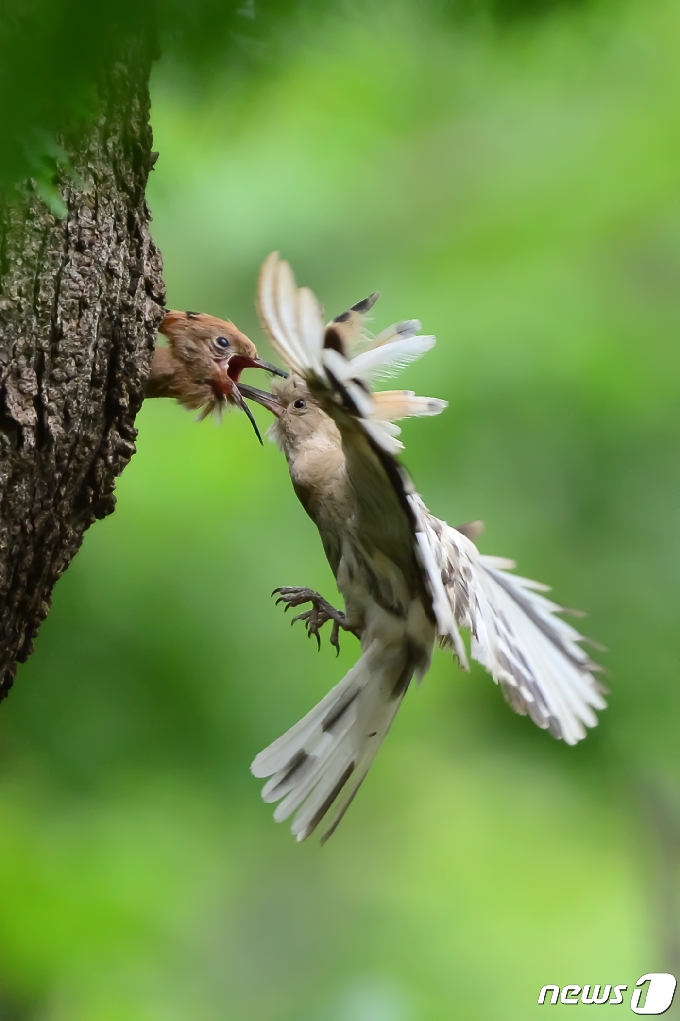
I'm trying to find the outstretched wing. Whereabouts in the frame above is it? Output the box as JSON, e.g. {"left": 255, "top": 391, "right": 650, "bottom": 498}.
{"left": 258, "top": 253, "right": 325, "bottom": 377}
{"left": 258, "top": 253, "right": 440, "bottom": 453}
{"left": 330, "top": 330, "right": 436, "bottom": 384}
{"left": 324, "top": 293, "right": 435, "bottom": 381}
{"left": 411, "top": 495, "right": 606, "bottom": 745}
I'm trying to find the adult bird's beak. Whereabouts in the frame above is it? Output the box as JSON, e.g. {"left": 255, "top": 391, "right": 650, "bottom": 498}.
{"left": 236, "top": 383, "right": 285, "bottom": 418}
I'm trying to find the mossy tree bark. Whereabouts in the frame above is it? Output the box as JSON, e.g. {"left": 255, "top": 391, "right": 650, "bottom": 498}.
{"left": 0, "top": 44, "right": 165, "bottom": 699}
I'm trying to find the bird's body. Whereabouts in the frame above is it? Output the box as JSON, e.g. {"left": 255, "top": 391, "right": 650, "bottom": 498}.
{"left": 240, "top": 254, "right": 606, "bottom": 842}
{"left": 273, "top": 386, "right": 351, "bottom": 577}
{"left": 274, "top": 380, "right": 428, "bottom": 628}
{"left": 245, "top": 375, "right": 438, "bottom": 841}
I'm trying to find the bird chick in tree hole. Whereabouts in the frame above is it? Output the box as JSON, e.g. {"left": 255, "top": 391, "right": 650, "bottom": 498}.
{"left": 146, "top": 308, "right": 286, "bottom": 440}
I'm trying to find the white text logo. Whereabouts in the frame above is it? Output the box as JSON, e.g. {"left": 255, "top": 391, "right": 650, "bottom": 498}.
{"left": 537, "top": 974, "right": 677, "bottom": 1013}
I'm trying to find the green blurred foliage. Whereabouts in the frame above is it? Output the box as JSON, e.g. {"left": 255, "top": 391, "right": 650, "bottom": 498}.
{"left": 0, "top": 0, "right": 283, "bottom": 187}
{"left": 1, "top": 0, "right": 680, "bottom": 1017}
{"left": 0, "top": 0, "right": 599, "bottom": 189}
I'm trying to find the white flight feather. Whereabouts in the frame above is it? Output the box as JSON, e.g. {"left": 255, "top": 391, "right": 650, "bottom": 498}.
{"left": 360, "top": 417, "right": 405, "bottom": 454}
{"left": 258, "top": 252, "right": 325, "bottom": 376}
{"left": 258, "top": 254, "right": 440, "bottom": 453}
{"left": 410, "top": 503, "right": 467, "bottom": 667}
{"left": 259, "top": 255, "right": 305, "bottom": 375}
{"left": 259, "top": 255, "right": 297, "bottom": 370}
{"left": 333, "top": 334, "right": 436, "bottom": 383}
{"left": 409, "top": 495, "right": 605, "bottom": 745}
{"left": 368, "top": 320, "right": 422, "bottom": 347}
{"left": 372, "top": 391, "right": 448, "bottom": 421}
{"left": 273, "top": 258, "right": 309, "bottom": 371}
{"left": 297, "top": 286, "right": 325, "bottom": 376}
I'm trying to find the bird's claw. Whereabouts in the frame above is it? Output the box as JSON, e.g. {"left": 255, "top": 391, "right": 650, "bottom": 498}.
{"left": 291, "top": 608, "right": 326, "bottom": 650}
{"left": 272, "top": 587, "right": 350, "bottom": 654}
{"left": 329, "top": 620, "right": 342, "bottom": 657}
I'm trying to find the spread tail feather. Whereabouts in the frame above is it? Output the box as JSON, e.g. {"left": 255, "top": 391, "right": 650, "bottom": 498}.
{"left": 251, "top": 639, "right": 415, "bottom": 842}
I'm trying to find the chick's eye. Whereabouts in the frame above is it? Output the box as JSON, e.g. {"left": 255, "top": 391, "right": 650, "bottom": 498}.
{"left": 215, "top": 336, "right": 230, "bottom": 349}
{"left": 293, "top": 398, "right": 306, "bottom": 410}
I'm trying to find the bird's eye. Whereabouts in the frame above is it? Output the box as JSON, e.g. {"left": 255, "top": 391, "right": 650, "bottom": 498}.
{"left": 214, "top": 336, "right": 230, "bottom": 350}
{"left": 293, "top": 398, "right": 306, "bottom": 410}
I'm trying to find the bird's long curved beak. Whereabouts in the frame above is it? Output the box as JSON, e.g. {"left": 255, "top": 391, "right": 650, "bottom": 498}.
{"left": 226, "top": 356, "right": 287, "bottom": 383}
{"left": 212, "top": 359, "right": 286, "bottom": 444}
{"left": 236, "top": 383, "right": 285, "bottom": 418}
{"left": 229, "top": 386, "right": 264, "bottom": 444}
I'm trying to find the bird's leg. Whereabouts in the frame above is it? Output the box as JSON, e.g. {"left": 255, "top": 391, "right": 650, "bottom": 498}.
{"left": 272, "top": 587, "right": 357, "bottom": 654}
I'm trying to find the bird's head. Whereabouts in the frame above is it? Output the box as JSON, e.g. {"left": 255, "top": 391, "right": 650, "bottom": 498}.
{"left": 158, "top": 309, "right": 286, "bottom": 439}
{"left": 236, "top": 376, "right": 335, "bottom": 457}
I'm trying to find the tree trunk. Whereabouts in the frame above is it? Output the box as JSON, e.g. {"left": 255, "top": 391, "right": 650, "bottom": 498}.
{"left": 0, "top": 42, "right": 165, "bottom": 699}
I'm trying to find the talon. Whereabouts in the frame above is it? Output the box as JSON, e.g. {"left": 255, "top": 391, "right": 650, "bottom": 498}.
{"left": 271, "top": 585, "right": 354, "bottom": 652}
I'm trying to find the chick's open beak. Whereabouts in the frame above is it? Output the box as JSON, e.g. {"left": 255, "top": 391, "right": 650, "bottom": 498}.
{"left": 209, "top": 368, "right": 265, "bottom": 444}
{"left": 212, "top": 358, "right": 286, "bottom": 444}
{"left": 235, "top": 383, "right": 285, "bottom": 418}
{"left": 226, "top": 356, "right": 287, "bottom": 383}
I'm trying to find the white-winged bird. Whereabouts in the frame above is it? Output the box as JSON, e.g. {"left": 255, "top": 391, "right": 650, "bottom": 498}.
{"left": 239, "top": 254, "right": 606, "bottom": 843}
{"left": 146, "top": 309, "right": 285, "bottom": 440}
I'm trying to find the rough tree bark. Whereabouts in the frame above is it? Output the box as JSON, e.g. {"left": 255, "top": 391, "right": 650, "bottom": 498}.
{"left": 0, "top": 43, "right": 166, "bottom": 699}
